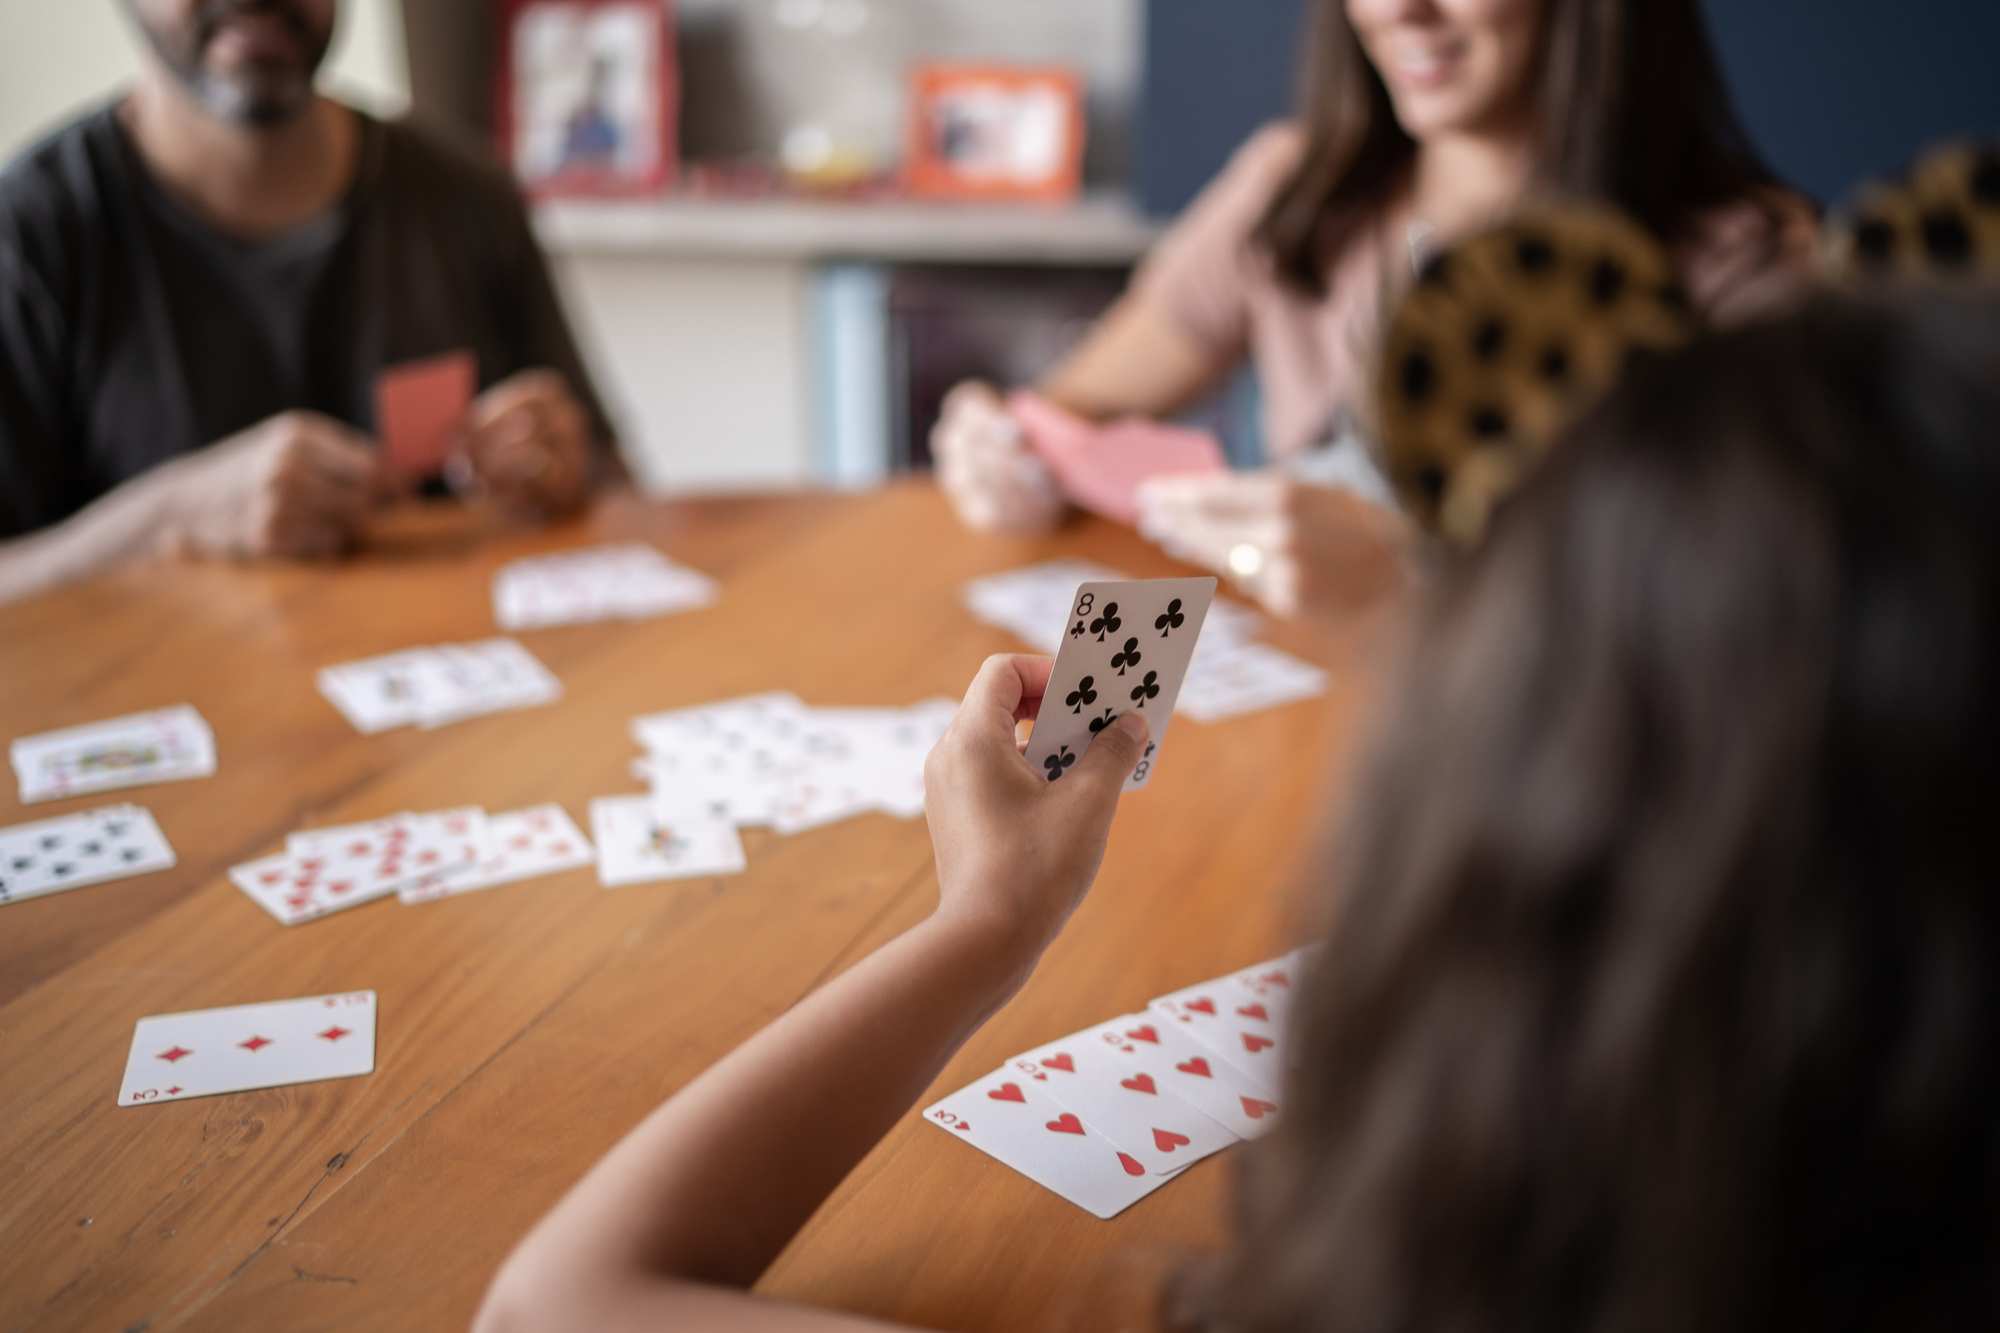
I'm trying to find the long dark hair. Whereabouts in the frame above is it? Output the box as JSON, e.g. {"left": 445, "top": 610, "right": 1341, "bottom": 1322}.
{"left": 1259, "top": 0, "right": 1786, "bottom": 295}
{"left": 1178, "top": 291, "right": 2000, "bottom": 1331}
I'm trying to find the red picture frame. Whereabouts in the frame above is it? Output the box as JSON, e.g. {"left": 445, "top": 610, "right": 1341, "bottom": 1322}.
{"left": 497, "top": 0, "right": 679, "bottom": 199}
{"left": 905, "top": 64, "right": 1085, "bottom": 204}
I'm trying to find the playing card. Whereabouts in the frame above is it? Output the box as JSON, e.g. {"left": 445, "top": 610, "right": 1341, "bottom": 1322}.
{"left": 316, "top": 651, "right": 437, "bottom": 733}
{"left": 117, "top": 991, "right": 377, "bottom": 1107}
{"left": 1228, "top": 947, "right": 1314, "bottom": 1047}
{"left": 11, "top": 705, "right": 215, "bottom": 803}
{"left": 411, "top": 640, "right": 562, "bottom": 728}
{"left": 590, "top": 796, "right": 747, "bottom": 887}
{"left": 1151, "top": 974, "right": 1289, "bottom": 1095}
{"left": 1011, "top": 391, "right": 1228, "bottom": 526}
{"left": 631, "top": 693, "right": 811, "bottom": 826}
{"left": 1088, "top": 1014, "right": 1282, "bottom": 1139}
{"left": 1008, "top": 1024, "right": 1238, "bottom": 1174}
{"left": 768, "top": 702, "right": 957, "bottom": 832}
{"left": 376, "top": 350, "right": 475, "bottom": 477}
{"left": 1178, "top": 643, "right": 1329, "bottom": 723}
{"left": 494, "top": 544, "right": 717, "bottom": 630}
{"left": 229, "top": 848, "right": 396, "bottom": 926}
{"left": 400, "top": 804, "right": 593, "bottom": 904}
{"left": 1023, "top": 578, "right": 1217, "bottom": 792}
{"left": 924, "top": 1066, "right": 1176, "bottom": 1219}
{"left": 963, "top": 561, "right": 1127, "bottom": 653}
{"left": 0, "top": 805, "right": 175, "bottom": 907}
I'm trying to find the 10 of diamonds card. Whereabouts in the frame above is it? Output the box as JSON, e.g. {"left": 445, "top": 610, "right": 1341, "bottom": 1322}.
{"left": 1023, "top": 578, "right": 1217, "bottom": 791}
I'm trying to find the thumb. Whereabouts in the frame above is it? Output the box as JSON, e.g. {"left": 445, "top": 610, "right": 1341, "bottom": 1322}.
{"left": 1063, "top": 711, "right": 1151, "bottom": 803}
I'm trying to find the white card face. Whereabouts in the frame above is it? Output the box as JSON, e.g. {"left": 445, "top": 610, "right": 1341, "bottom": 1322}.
{"left": 632, "top": 693, "right": 811, "bottom": 826}
{"left": 400, "top": 804, "right": 593, "bottom": 904}
{"left": 413, "top": 640, "right": 561, "bottom": 728}
{"left": 229, "top": 850, "right": 397, "bottom": 926}
{"left": 1228, "top": 947, "right": 1315, "bottom": 1052}
{"left": 286, "top": 813, "right": 433, "bottom": 896}
{"left": 0, "top": 805, "right": 176, "bottom": 906}
{"left": 493, "top": 544, "right": 717, "bottom": 629}
{"left": 316, "top": 652, "right": 436, "bottom": 733}
{"left": 1150, "top": 978, "right": 1287, "bottom": 1094}
{"left": 963, "top": 561, "right": 1129, "bottom": 652}
{"left": 1008, "top": 1025, "right": 1238, "bottom": 1174}
{"left": 1022, "top": 578, "right": 1217, "bottom": 792}
{"left": 10, "top": 706, "right": 216, "bottom": 803}
{"left": 117, "top": 991, "right": 377, "bottom": 1107}
{"left": 590, "top": 796, "right": 746, "bottom": 887}
{"left": 1088, "top": 1014, "right": 1281, "bottom": 1139}
{"left": 924, "top": 1066, "right": 1175, "bottom": 1219}
{"left": 1178, "top": 643, "right": 1329, "bottom": 723}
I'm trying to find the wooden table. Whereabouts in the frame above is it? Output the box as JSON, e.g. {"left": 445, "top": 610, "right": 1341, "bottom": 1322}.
{"left": 0, "top": 483, "right": 1378, "bottom": 1332}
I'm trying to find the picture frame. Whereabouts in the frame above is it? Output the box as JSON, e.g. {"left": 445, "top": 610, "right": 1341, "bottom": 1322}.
{"left": 497, "top": 0, "right": 679, "bottom": 199}
{"left": 905, "top": 64, "right": 1085, "bottom": 204}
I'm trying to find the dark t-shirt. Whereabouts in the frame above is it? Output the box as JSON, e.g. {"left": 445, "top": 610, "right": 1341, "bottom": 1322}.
{"left": 0, "top": 101, "right": 615, "bottom": 538}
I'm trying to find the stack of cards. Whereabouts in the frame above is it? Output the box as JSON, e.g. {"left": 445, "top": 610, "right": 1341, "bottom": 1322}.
{"left": 0, "top": 804, "right": 176, "bottom": 907}
{"left": 1010, "top": 390, "right": 1231, "bottom": 525}
{"left": 317, "top": 638, "right": 561, "bottom": 733}
{"left": 10, "top": 705, "right": 215, "bottom": 803}
{"left": 925, "top": 947, "right": 1311, "bottom": 1218}
{"left": 964, "top": 563, "right": 1327, "bottom": 723}
{"left": 493, "top": 544, "right": 718, "bottom": 631}
{"left": 228, "top": 804, "right": 595, "bottom": 925}
{"left": 118, "top": 991, "right": 378, "bottom": 1108}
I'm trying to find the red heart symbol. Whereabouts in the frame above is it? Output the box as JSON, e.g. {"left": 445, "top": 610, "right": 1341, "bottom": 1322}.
{"left": 1126, "top": 1025, "right": 1160, "bottom": 1044}
{"left": 258, "top": 870, "right": 283, "bottom": 886}
{"left": 1186, "top": 997, "right": 1216, "bottom": 1015}
{"left": 299, "top": 858, "right": 323, "bottom": 872}
{"left": 1046, "top": 1113, "right": 1085, "bottom": 1135}
{"left": 1041, "top": 1053, "right": 1075, "bottom": 1073}
{"left": 987, "top": 1083, "right": 1026, "bottom": 1103}
{"left": 1153, "top": 1128, "right": 1191, "bottom": 1153}
{"left": 1241, "top": 1096, "right": 1278, "bottom": 1120}
{"left": 551, "top": 841, "right": 572, "bottom": 854}
{"left": 955, "top": 1122, "right": 971, "bottom": 1132}
{"left": 1242, "top": 1034, "right": 1275, "bottom": 1054}
{"left": 1237, "top": 1002, "right": 1269, "bottom": 1021}
{"left": 348, "top": 841, "right": 372, "bottom": 856}
{"left": 1117, "top": 1152, "right": 1145, "bottom": 1177}
{"left": 1176, "top": 1057, "right": 1212, "bottom": 1078}
{"left": 1120, "top": 1073, "right": 1157, "bottom": 1095}
{"left": 328, "top": 880, "right": 352, "bottom": 896}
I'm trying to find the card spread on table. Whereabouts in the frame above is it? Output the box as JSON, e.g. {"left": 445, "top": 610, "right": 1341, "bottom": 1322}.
{"left": 10, "top": 705, "right": 215, "bottom": 804}
{"left": 400, "top": 804, "right": 594, "bottom": 904}
{"left": 1022, "top": 577, "right": 1217, "bottom": 792}
{"left": 923, "top": 1065, "right": 1176, "bottom": 1219}
{"left": 317, "top": 639, "right": 560, "bottom": 733}
{"left": 925, "top": 949, "right": 1307, "bottom": 1215}
{"left": 494, "top": 544, "right": 718, "bottom": 631}
{"left": 376, "top": 350, "right": 475, "bottom": 477}
{"left": 117, "top": 991, "right": 377, "bottom": 1107}
{"left": 1010, "top": 391, "right": 1228, "bottom": 525}
{"left": 0, "top": 805, "right": 175, "bottom": 907}
{"left": 590, "top": 795, "right": 747, "bottom": 886}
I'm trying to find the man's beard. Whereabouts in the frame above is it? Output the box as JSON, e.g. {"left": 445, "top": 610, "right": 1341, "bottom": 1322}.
{"left": 130, "top": 0, "right": 334, "bottom": 128}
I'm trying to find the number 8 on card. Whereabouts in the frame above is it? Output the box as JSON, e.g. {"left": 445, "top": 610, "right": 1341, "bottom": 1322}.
{"left": 1023, "top": 577, "right": 1216, "bottom": 792}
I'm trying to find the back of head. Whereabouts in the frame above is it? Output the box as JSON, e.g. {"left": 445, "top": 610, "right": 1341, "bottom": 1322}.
{"left": 1183, "top": 292, "right": 2000, "bottom": 1332}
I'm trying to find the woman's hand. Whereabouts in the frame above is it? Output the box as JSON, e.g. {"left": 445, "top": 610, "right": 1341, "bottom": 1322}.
{"left": 924, "top": 654, "right": 1150, "bottom": 965}
{"left": 931, "top": 382, "right": 1068, "bottom": 534}
{"left": 1136, "top": 471, "right": 1412, "bottom": 621}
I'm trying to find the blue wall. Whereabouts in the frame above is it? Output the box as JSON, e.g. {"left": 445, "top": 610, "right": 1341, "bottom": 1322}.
{"left": 1139, "top": 0, "right": 2000, "bottom": 217}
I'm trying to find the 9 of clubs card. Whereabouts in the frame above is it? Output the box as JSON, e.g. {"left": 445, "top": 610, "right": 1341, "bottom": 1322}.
{"left": 1023, "top": 578, "right": 1216, "bottom": 792}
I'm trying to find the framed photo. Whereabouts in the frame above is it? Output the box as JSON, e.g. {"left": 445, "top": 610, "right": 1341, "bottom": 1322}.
{"left": 498, "top": 0, "right": 678, "bottom": 198}
{"left": 906, "top": 64, "right": 1085, "bottom": 204}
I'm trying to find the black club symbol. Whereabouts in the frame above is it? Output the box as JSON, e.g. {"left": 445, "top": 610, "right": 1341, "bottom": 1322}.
{"left": 1110, "top": 637, "right": 1143, "bottom": 676}
{"left": 1155, "top": 599, "right": 1186, "bottom": 638}
{"left": 1066, "top": 675, "right": 1098, "bottom": 714}
{"left": 104, "top": 821, "right": 129, "bottom": 836}
{"left": 1131, "top": 671, "right": 1161, "bottom": 707}
{"left": 1043, "top": 746, "right": 1076, "bottom": 782}
{"left": 40, "top": 835, "right": 61, "bottom": 850}
{"left": 81, "top": 840, "right": 103, "bottom": 855}
{"left": 51, "top": 862, "right": 74, "bottom": 878}
{"left": 1089, "top": 602, "right": 1122, "bottom": 641}
{"left": 1069, "top": 620, "right": 1087, "bottom": 639}
{"left": 10, "top": 856, "right": 30, "bottom": 871}
{"left": 121, "top": 848, "right": 143, "bottom": 863}
{"left": 1088, "top": 708, "right": 1119, "bottom": 736}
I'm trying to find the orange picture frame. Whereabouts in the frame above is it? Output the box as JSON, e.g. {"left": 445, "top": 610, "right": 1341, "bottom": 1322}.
{"left": 905, "top": 64, "right": 1086, "bottom": 203}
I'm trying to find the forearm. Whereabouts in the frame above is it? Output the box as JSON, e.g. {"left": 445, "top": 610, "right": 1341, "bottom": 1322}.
{"left": 0, "top": 463, "right": 188, "bottom": 605}
{"left": 492, "top": 912, "right": 1034, "bottom": 1310}
{"left": 1036, "top": 292, "right": 1231, "bottom": 424}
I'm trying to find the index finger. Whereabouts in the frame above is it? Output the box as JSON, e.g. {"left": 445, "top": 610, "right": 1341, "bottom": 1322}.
{"left": 959, "top": 654, "right": 1056, "bottom": 736}
{"left": 299, "top": 419, "right": 385, "bottom": 489}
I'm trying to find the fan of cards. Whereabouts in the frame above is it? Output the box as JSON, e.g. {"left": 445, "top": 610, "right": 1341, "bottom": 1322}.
{"left": 964, "top": 562, "right": 1328, "bottom": 723}
{"left": 317, "top": 637, "right": 561, "bottom": 733}
{"left": 0, "top": 804, "right": 177, "bottom": 907}
{"left": 925, "top": 947, "right": 1311, "bottom": 1218}
{"left": 11, "top": 705, "right": 215, "bottom": 804}
{"left": 493, "top": 543, "right": 718, "bottom": 631}
{"left": 228, "top": 804, "right": 595, "bottom": 925}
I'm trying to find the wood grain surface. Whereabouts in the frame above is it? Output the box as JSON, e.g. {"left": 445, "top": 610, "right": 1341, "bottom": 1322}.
{"left": 0, "top": 483, "right": 1383, "bottom": 1333}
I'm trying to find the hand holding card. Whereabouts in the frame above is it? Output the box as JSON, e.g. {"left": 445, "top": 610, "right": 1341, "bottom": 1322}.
{"left": 1009, "top": 391, "right": 1227, "bottom": 525}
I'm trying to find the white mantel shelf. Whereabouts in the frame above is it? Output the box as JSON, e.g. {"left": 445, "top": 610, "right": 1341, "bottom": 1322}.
{"left": 533, "top": 190, "right": 1164, "bottom": 266}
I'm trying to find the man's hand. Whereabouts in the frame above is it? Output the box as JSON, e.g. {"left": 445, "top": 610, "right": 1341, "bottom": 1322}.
{"left": 163, "top": 410, "right": 384, "bottom": 561}
{"left": 459, "top": 370, "right": 595, "bottom": 518}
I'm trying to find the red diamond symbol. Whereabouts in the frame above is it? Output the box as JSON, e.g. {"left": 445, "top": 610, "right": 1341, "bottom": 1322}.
{"left": 317, "top": 1026, "right": 351, "bottom": 1042}
{"left": 258, "top": 870, "right": 283, "bottom": 886}
{"left": 157, "top": 1045, "right": 193, "bottom": 1063}
{"left": 239, "top": 1034, "right": 273, "bottom": 1052}
{"left": 417, "top": 849, "right": 439, "bottom": 865}
{"left": 286, "top": 892, "right": 313, "bottom": 911}
{"left": 328, "top": 880, "right": 353, "bottom": 896}
{"left": 511, "top": 835, "right": 532, "bottom": 850}
{"left": 550, "top": 841, "right": 571, "bottom": 855}
{"left": 166, "top": 1085, "right": 183, "bottom": 1095}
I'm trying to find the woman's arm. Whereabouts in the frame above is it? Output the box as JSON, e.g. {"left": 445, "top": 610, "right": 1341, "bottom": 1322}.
{"left": 477, "top": 656, "right": 1152, "bottom": 1333}
{"left": 1034, "top": 289, "right": 1237, "bottom": 425}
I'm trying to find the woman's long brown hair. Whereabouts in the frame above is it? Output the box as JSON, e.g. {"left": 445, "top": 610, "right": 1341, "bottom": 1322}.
{"left": 1175, "top": 291, "right": 2000, "bottom": 1331}
{"left": 1258, "top": 0, "right": 1789, "bottom": 295}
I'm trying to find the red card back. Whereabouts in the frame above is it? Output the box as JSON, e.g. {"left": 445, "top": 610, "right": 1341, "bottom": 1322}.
{"left": 375, "top": 350, "right": 476, "bottom": 476}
